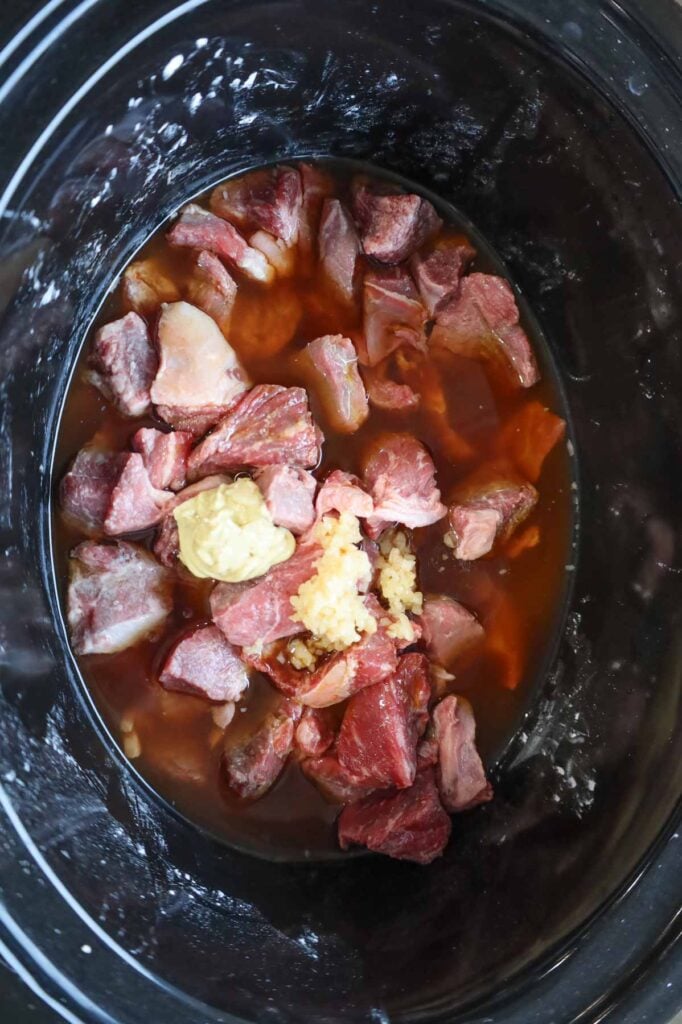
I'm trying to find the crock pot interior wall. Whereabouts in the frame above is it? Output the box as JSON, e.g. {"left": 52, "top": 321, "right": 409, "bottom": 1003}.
{"left": 1, "top": 1, "right": 681, "bottom": 1022}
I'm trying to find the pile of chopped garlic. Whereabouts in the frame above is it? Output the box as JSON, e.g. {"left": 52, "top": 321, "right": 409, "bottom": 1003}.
{"left": 377, "top": 530, "right": 423, "bottom": 641}
{"left": 290, "top": 512, "right": 376, "bottom": 652}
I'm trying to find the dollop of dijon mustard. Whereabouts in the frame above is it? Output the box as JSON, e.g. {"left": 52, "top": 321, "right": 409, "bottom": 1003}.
{"left": 174, "top": 479, "right": 295, "bottom": 582}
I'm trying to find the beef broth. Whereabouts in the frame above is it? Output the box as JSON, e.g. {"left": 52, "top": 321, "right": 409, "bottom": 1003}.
{"left": 53, "top": 159, "right": 574, "bottom": 859}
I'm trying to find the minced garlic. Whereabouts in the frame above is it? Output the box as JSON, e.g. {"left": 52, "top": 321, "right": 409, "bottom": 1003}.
{"left": 287, "top": 638, "right": 317, "bottom": 671}
{"left": 290, "top": 512, "right": 376, "bottom": 652}
{"left": 377, "top": 530, "right": 423, "bottom": 620}
{"left": 174, "top": 478, "right": 295, "bottom": 582}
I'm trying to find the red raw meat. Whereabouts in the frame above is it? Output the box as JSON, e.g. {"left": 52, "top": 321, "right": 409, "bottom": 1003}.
{"left": 155, "top": 406, "right": 232, "bottom": 438}
{"left": 419, "top": 595, "right": 484, "bottom": 667}
{"left": 295, "top": 708, "right": 336, "bottom": 758}
{"left": 431, "top": 273, "right": 540, "bottom": 388}
{"left": 301, "top": 752, "right": 377, "bottom": 804}
{"left": 255, "top": 464, "right": 316, "bottom": 535}
{"left": 319, "top": 199, "right": 360, "bottom": 300}
{"left": 210, "top": 537, "right": 322, "bottom": 647}
{"left": 188, "top": 384, "right": 323, "bottom": 479}
{"left": 103, "top": 453, "right": 175, "bottom": 535}
{"left": 360, "top": 267, "right": 427, "bottom": 367}
{"left": 315, "top": 470, "right": 374, "bottom": 519}
{"left": 363, "top": 433, "right": 446, "bottom": 534}
{"left": 298, "top": 162, "right": 335, "bottom": 258}
{"left": 60, "top": 446, "right": 124, "bottom": 532}
{"left": 131, "top": 427, "right": 192, "bottom": 491}
{"left": 338, "top": 766, "right": 451, "bottom": 864}
{"left": 167, "top": 203, "right": 273, "bottom": 282}
{"left": 211, "top": 165, "right": 302, "bottom": 245}
{"left": 410, "top": 239, "right": 475, "bottom": 316}
{"left": 498, "top": 400, "right": 566, "bottom": 482}
{"left": 430, "top": 696, "right": 492, "bottom": 812}
{"left": 159, "top": 625, "right": 249, "bottom": 702}
{"left": 87, "top": 311, "right": 157, "bottom": 417}
{"left": 122, "top": 259, "right": 180, "bottom": 316}
{"left": 303, "top": 335, "right": 369, "bottom": 434}
{"left": 362, "top": 366, "right": 420, "bottom": 412}
{"left": 68, "top": 540, "right": 173, "bottom": 655}
{"left": 151, "top": 301, "right": 250, "bottom": 431}
{"left": 153, "top": 474, "right": 231, "bottom": 567}
{"left": 337, "top": 652, "right": 431, "bottom": 789}
{"left": 447, "top": 467, "right": 538, "bottom": 560}
{"left": 223, "top": 698, "right": 302, "bottom": 800}
{"left": 353, "top": 187, "right": 441, "bottom": 263}
{"left": 186, "top": 250, "right": 237, "bottom": 334}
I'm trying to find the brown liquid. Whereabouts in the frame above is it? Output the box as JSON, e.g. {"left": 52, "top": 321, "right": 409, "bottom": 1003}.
{"left": 52, "top": 160, "right": 574, "bottom": 860}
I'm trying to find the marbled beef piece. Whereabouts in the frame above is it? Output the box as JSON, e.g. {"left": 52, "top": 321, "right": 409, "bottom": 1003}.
{"left": 151, "top": 301, "right": 250, "bottom": 435}
{"left": 254, "top": 465, "right": 316, "bottom": 535}
{"left": 303, "top": 335, "right": 369, "bottom": 434}
{"left": 430, "top": 695, "right": 492, "bottom": 812}
{"left": 431, "top": 273, "right": 540, "bottom": 388}
{"left": 131, "top": 428, "right": 192, "bottom": 491}
{"left": 353, "top": 186, "right": 441, "bottom": 263}
{"left": 363, "top": 433, "right": 446, "bottom": 535}
{"left": 67, "top": 540, "right": 172, "bottom": 655}
{"left": 360, "top": 267, "right": 427, "bottom": 367}
{"left": 103, "top": 453, "right": 175, "bottom": 535}
{"left": 336, "top": 652, "right": 431, "bottom": 790}
{"left": 446, "top": 466, "right": 538, "bottom": 560}
{"left": 87, "top": 312, "right": 157, "bottom": 417}
{"left": 188, "top": 385, "right": 323, "bottom": 479}
{"left": 419, "top": 595, "right": 484, "bottom": 668}
{"left": 497, "top": 400, "right": 566, "bottom": 482}
{"left": 319, "top": 199, "right": 360, "bottom": 301}
{"left": 59, "top": 446, "right": 124, "bottom": 532}
{"left": 223, "top": 698, "right": 302, "bottom": 800}
{"left": 210, "top": 537, "right": 322, "bottom": 647}
{"left": 167, "top": 204, "right": 273, "bottom": 283}
{"left": 315, "top": 470, "right": 374, "bottom": 520}
{"left": 210, "top": 165, "right": 303, "bottom": 245}
{"left": 186, "top": 250, "right": 237, "bottom": 335}
{"left": 361, "top": 365, "right": 420, "bottom": 413}
{"left": 159, "top": 625, "right": 249, "bottom": 702}
{"left": 122, "top": 259, "right": 180, "bottom": 316}
{"left": 153, "top": 474, "right": 231, "bottom": 567}
{"left": 338, "top": 766, "right": 451, "bottom": 864}
{"left": 410, "top": 239, "right": 475, "bottom": 316}
{"left": 294, "top": 707, "right": 336, "bottom": 758}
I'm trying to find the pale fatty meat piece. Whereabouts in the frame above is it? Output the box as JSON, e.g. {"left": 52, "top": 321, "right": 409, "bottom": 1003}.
{"left": 319, "top": 198, "right": 360, "bottom": 301}
{"left": 210, "top": 165, "right": 302, "bottom": 245}
{"left": 419, "top": 595, "right": 484, "bottom": 667}
{"left": 338, "top": 766, "right": 451, "bottom": 864}
{"left": 131, "top": 427, "right": 192, "bottom": 491}
{"left": 430, "top": 695, "right": 492, "bottom": 812}
{"left": 353, "top": 187, "right": 442, "bottom": 263}
{"left": 298, "top": 162, "right": 336, "bottom": 258}
{"left": 188, "top": 384, "right": 323, "bottom": 479}
{"left": 103, "top": 453, "right": 175, "bottom": 535}
{"left": 447, "top": 470, "right": 538, "bottom": 560}
{"left": 59, "top": 446, "right": 124, "bottom": 532}
{"left": 431, "top": 273, "right": 540, "bottom": 388}
{"left": 151, "top": 302, "right": 250, "bottom": 428}
{"left": 167, "top": 203, "right": 273, "bottom": 282}
{"left": 336, "top": 652, "right": 431, "bottom": 790}
{"left": 303, "top": 334, "right": 369, "bottom": 434}
{"left": 153, "top": 474, "right": 231, "bottom": 567}
{"left": 294, "top": 707, "right": 336, "bottom": 758}
{"left": 315, "top": 470, "right": 374, "bottom": 519}
{"left": 249, "top": 230, "right": 296, "bottom": 277}
{"left": 159, "top": 625, "right": 249, "bottom": 702}
{"left": 186, "top": 250, "right": 237, "bottom": 334}
{"left": 254, "top": 465, "right": 316, "bottom": 535}
{"left": 360, "top": 267, "right": 427, "bottom": 367}
{"left": 122, "top": 259, "right": 181, "bottom": 316}
{"left": 87, "top": 311, "right": 157, "bottom": 417}
{"left": 363, "top": 433, "right": 446, "bottom": 534}
{"left": 210, "top": 537, "right": 322, "bottom": 647}
{"left": 410, "top": 239, "right": 475, "bottom": 316}
{"left": 223, "top": 697, "right": 302, "bottom": 800}
{"left": 361, "top": 366, "right": 420, "bottom": 412}
{"left": 68, "top": 540, "right": 173, "bottom": 655}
